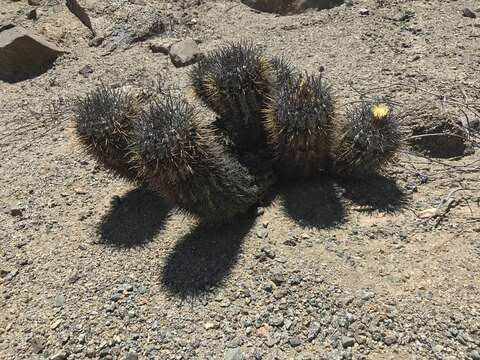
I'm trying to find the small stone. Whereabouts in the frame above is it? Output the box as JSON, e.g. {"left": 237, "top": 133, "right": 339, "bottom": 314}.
{"left": 54, "top": 294, "right": 65, "bottom": 307}
{"left": 359, "top": 8, "right": 369, "bottom": 15}
{"left": 28, "top": 0, "right": 42, "bottom": 5}
{"left": 31, "top": 336, "right": 45, "bottom": 354}
{"left": 225, "top": 347, "right": 243, "bottom": 360}
{"left": 125, "top": 351, "right": 139, "bottom": 360}
{"left": 204, "top": 322, "right": 219, "bottom": 330}
{"left": 27, "top": 9, "right": 38, "bottom": 20}
{"left": 288, "top": 336, "right": 302, "bottom": 347}
{"left": 148, "top": 37, "right": 179, "bottom": 54}
{"left": 462, "top": 8, "right": 477, "bottom": 18}
{"left": 307, "top": 321, "right": 321, "bottom": 341}
{"left": 7, "top": 204, "right": 23, "bottom": 217}
{"left": 50, "top": 319, "right": 62, "bottom": 330}
{"left": 79, "top": 65, "right": 93, "bottom": 77}
{"left": 169, "top": 38, "right": 202, "bottom": 67}
{"left": 265, "top": 335, "right": 280, "bottom": 347}
{"left": 50, "top": 350, "right": 68, "bottom": 360}
{"left": 270, "top": 272, "right": 285, "bottom": 285}
{"left": 342, "top": 336, "right": 355, "bottom": 348}
{"left": 383, "top": 334, "right": 397, "bottom": 345}
{"left": 269, "top": 315, "right": 284, "bottom": 327}
{"left": 470, "top": 350, "right": 480, "bottom": 360}
{"left": 89, "top": 36, "right": 104, "bottom": 47}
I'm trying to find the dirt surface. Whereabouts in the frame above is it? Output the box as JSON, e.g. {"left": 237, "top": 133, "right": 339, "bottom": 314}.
{"left": 1, "top": 1, "right": 480, "bottom": 359}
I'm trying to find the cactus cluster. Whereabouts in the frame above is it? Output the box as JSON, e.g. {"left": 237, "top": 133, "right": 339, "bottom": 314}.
{"left": 72, "top": 41, "right": 403, "bottom": 224}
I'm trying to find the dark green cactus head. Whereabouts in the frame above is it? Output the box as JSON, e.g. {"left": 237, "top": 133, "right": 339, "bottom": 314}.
{"left": 264, "top": 72, "right": 334, "bottom": 177}
{"left": 190, "top": 41, "right": 275, "bottom": 151}
{"left": 74, "top": 85, "right": 140, "bottom": 180}
{"left": 331, "top": 99, "right": 402, "bottom": 177}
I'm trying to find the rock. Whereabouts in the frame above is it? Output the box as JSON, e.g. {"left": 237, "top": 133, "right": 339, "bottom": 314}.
{"left": 28, "top": 0, "right": 42, "bottom": 5}
{"left": 89, "top": 36, "right": 104, "bottom": 47}
{"left": 288, "top": 336, "right": 302, "bottom": 347}
{"left": 342, "top": 336, "right": 355, "bottom": 348}
{"left": 54, "top": 294, "right": 65, "bottom": 307}
{"left": 269, "top": 315, "right": 284, "bottom": 327}
{"left": 0, "top": 27, "right": 65, "bottom": 83}
{"left": 125, "top": 351, "right": 138, "bottom": 360}
{"left": 50, "top": 350, "right": 68, "bottom": 360}
{"left": 169, "top": 39, "right": 202, "bottom": 67}
{"left": 148, "top": 37, "right": 179, "bottom": 54}
{"left": 27, "top": 9, "right": 38, "bottom": 20}
{"left": 79, "top": 64, "right": 93, "bottom": 77}
{"left": 359, "top": 8, "right": 369, "bottom": 15}
{"left": 204, "top": 322, "right": 219, "bottom": 330}
{"left": 241, "top": 0, "right": 344, "bottom": 15}
{"left": 462, "top": 8, "right": 476, "bottom": 18}
{"left": 0, "top": 23, "right": 15, "bottom": 32}
{"left": 270, "top": 272, "right": 285, "bottom": 285}
{"left": 225, "top": 347, "right": 243, "bottom": 360}
{"left": 307, "top": 321, "right": 321, "bottom": 341}
{"left": 470, "top": 350, "right": 480, "bottom": 360}
{"left": 31, "top": 336, "right": 45, "bottom": 354}
{"left": 383, "top": 334, "right": 397, "bottom": 345}
{"left": 6, "top": 203, "right": 23, "bottom": 217}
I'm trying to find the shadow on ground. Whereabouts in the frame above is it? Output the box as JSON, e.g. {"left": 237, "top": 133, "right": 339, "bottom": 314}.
{"left": 280, "top": 177, "right": 346, "bottom": 228}
{"left": 98, "top": 187, "right": 170, "bottom": 248}
{"left": 338, "top": 175, "right": 407, "bottom": 212}
{"left": 160, "top": 216, "right": 255, "bottom": 298}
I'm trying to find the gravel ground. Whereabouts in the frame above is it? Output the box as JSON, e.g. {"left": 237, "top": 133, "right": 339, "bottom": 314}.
{"left": 1, "top": 0, "right": 480, "bottom": 359}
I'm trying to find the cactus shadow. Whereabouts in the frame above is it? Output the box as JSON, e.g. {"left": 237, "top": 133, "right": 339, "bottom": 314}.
{"left": 98, "top": 187, "right": 170, "bottom": 248}
{"left": 280, "top": 177, "right": 346, "bottom": 229}
{"left": 338, "top": 175, "right": 408, "bottom": 212}
{"left": 160, "top": 216, "right": 255, "bottom": 298}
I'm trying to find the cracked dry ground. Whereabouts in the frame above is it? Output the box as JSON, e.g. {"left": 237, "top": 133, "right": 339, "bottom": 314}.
{"left": 1, "top": 0, "right": 480, "bottom": 359}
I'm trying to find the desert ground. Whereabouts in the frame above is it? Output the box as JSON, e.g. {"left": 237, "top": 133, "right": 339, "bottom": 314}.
{"left": 1, "top": 0, "right": 480, "bottom": 359}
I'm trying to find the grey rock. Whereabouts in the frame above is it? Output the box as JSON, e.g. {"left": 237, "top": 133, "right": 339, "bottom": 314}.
{"left": 462, "top": 8, "right": 476, "bottom": 18}
{"left": 471, "top": 350, "right": 480, "bottom": 360}
{"left": 288, "top": 336, "right": 302, "bottom": 347}
{"left": 270, "top": 272, "right": 285, "bottom": 285}
{"left": 50, "top": 351, "right": 68, "bottom": 360}
{"left": 54, "top": 294, "right": 65, "bottom": 307}
{"left": 225, "top": 347, "right": 243, "bottom": 360}
{"left": 148, "top": 37, "right": 179, "bottom": 54}
{"left": 6, "top": 203, "right": 23, "bottom": 217}
{"left": 31, "top": 336, "right": 45, "bottom": 354}
{"left": 383, "top": 334, "right": 397, "bottom": 345}
{"left": 359, "top": 8, "right": 369, "bottom": 15}
{"left": 241, "top": 0, "right": 344, "bottom": 15}
{"left": 169, "top": 39, "right": 202, "bottom": 67}
{"left": 0, "top": 27, "right": 65, "bottom": 83}
{"left": 269, "top": 315, "right": 284, "bottom": 327}
{"left": 307, "top": 321, "right": 321, "bottom": 341}
{"left": 342, "top": 336, "right": 355, "bottom": 348}
{"left": 79, "top": 65, "right": 93, "bottom": 77}
{"left": 265, "top": 335, "right": 280, "bottom": 347}
{"left": 27, "top": 9, "right": 38, "bottom": 20}
{"left": 125, "top": 351, "right": 138, "bottom": 360}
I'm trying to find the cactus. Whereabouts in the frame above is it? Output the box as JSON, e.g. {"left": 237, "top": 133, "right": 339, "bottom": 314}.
{"left": 264, "top": 72, "right": 335, "bottom": 178}
{"left": 132, "top": 93, "right": 261, "bottom": 223}
{"left": 73, "top": 85, "right": 141, "bottom": 181}
{"left": 329, "top": 100, "right": 402, "bottom": 177}
{"left": 190, "top": 41, "right": 276, "bottom": 151}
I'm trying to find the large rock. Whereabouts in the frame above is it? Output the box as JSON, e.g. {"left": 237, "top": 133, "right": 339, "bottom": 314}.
{"left": 169, "top": 39, "right": 202, "bottom": 67}
{"left": 0, "top": 27, "right": 66, "bottom": 83}
{"left": 241, "top": 0, "right": 344, "bottom": 15}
